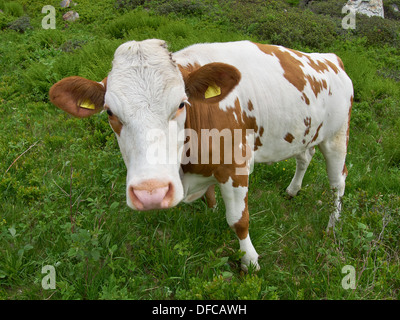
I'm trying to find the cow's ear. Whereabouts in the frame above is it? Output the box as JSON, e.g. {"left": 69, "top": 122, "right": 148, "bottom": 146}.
{"left": 49, "top": 76, "right": 107, "bottom": 118}
{"left": 184, "top": 63, "right": 241, "bottom": 104}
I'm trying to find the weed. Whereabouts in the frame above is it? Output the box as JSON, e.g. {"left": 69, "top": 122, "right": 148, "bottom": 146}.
{"left": 7, "top": 15, "right": 31, "bottom": 33}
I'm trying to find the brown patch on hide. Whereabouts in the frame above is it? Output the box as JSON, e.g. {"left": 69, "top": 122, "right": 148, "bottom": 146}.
{"left": 204, "top": 185, "right": 216, "bottom": 208}
{"left": 284, "top": 133, "right": 295, "bottom": 143}
{"left": 304, "top": 117, "right": 312, "bottom": 136}
{"left": 255, "top": 43, "right": 307, "bottom": 93}
{"left": 179, "top": 66, "right": 257, "bottom": 187}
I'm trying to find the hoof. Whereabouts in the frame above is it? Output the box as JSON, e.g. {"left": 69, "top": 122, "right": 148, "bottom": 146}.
{"left": 241, "top": 261, "right": 260, "bottom": 273}
{"left": 285, "top": 187, "right": 299, "bottom": 198}
{"left": 241, "top": 252, "right": 260, "bottom": 272}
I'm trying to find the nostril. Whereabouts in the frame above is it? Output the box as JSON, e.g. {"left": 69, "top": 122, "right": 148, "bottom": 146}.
{"left": 160, "top": 183, "right": 174, "bottom": 208}
{"left": 129, "top": 185, "right": 144, "bottom": 210}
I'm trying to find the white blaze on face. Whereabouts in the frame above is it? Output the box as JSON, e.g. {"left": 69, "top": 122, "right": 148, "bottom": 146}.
{"left": 104, "top": 39, "right": 188, "bottom": 211}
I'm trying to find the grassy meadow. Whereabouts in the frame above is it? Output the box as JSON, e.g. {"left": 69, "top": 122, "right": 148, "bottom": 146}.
{"left": 0, "top": 0, "right": 400, "bottom": 300}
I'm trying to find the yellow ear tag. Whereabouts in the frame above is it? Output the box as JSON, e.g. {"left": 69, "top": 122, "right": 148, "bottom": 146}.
{"left": 205, "top": 83, "right": 221, "bottom": 99}
{"left": 80, "top": 100, "right": 95, "bottom": 110}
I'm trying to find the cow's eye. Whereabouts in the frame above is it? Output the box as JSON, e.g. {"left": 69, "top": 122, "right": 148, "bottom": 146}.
{"left": 178, "top": 102, "right": 185, "bottom": 109}
{"left": 106, "top": 109, "right": 113, "bottom": 116}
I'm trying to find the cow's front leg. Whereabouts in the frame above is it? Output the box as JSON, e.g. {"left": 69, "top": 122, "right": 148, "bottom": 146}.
{"left": 219, "top": 178, "right": 259, "bottom": 271}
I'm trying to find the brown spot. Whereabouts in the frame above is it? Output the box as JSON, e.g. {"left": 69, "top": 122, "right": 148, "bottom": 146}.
{"left": 254, "top": 125, "right": 264, "bottom": 151}
{"left": 233, "top": 192, "right": 249, "bottom": 240}
{"left": 304, "top": 56, "right": 330, "bottom": 74}
{"left": 284, "top": 133, "right": 295, "bottom": 143}
{"left": 302, "top": 93, "right": 310, "bottom": 105}
{"left": 304, "top": 117, "right": 311, "bottom": 136}
{"left": 288, "top": 49, "right": 342, "bottom": 78}
{"left": 305, "top": 75, "right": 328, "bottom": 98}
{"left": 254, "top": 136, "right": 262, "bottom": 151}
{"left": 255, "top": 43, "right": 337, "bottom": 101}
{"left": 302, "top": 139, "right": 306, "bottom": 144}
{"left": 336, "top": 56, "right": 345, "bottom": 71}
{"left": 310, "top": 122, "right": 323, "bottom": 144}
{"left": 248, "top": 101, "right": 254, "bottom": 111}
{"left": 255, "top": 43, "right": 307, "bottom": 93}
{"left": 288, "top": 48, "right": 305, "bottom": 58}
{"left": 324, "top": 59, "right": 340, "bottom": 74}
{"left": 304, "top": 122, "right": 323, "bottom": 147}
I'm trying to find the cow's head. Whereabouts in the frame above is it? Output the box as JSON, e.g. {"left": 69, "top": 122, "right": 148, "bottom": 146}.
{"left": 49, "top": 39, "right": 241, "bottom": 211}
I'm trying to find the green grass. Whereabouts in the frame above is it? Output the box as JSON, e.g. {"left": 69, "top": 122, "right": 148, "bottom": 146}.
{"left": 1, "top": 1, "right": 400, "bottom": 300}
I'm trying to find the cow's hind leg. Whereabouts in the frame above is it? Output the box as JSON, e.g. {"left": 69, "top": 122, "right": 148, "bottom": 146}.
{"left": 203, "top": 184, "right": 217, "bottom": 209}
{"left": 319, "top": 131, "right": 348, "bottom": 230}
{"left": 219, "top": 179, "right": 259, "bottom": 271}
{"left": 286, "top": 147, "right": 315, "bottom": 197}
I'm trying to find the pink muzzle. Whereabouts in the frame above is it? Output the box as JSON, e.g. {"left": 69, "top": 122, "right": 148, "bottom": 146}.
{"left": 129, "top": 181, "right": 173, "bottom": 210}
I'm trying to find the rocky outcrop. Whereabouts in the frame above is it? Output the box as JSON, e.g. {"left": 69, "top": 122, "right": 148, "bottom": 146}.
{"left": 346, "top": 0, "right": 384, "bottom": 18}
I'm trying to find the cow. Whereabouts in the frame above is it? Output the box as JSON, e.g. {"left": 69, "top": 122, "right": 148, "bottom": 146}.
{"left": 49, "top": 39, "right": 353, "bottom": 271}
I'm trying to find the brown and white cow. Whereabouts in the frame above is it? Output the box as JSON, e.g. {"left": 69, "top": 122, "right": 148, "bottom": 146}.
{"left": 49, "top": 39, "right": 353, "bottom": 271}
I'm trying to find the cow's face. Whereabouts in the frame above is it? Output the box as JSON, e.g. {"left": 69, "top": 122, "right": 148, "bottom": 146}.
{"left": 49, "top": 39, "right": 241, "bottom": 211}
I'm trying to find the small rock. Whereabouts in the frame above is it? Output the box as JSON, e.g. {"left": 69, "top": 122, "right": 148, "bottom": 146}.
{"left": 60, "top": 0, "right": 70, "bottom": 8}
{"left": 63, "top": 10, "right": 79, "bottom": 22}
